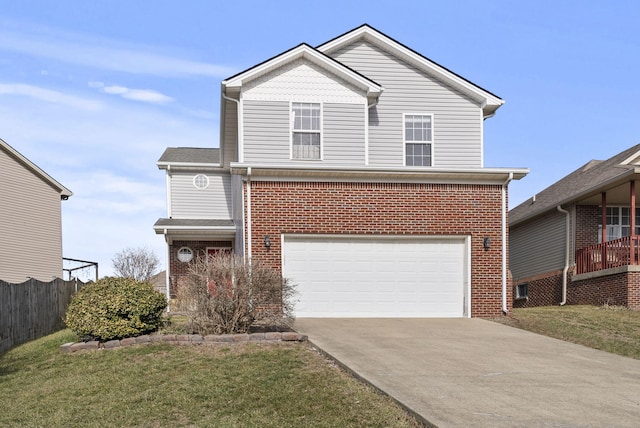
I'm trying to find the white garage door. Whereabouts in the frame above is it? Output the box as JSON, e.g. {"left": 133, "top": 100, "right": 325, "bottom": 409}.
{"left": 282, "top": 235, "right": 468, "bottom": 318}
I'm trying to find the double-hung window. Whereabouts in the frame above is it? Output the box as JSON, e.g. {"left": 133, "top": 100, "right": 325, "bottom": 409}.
{"left": 404, "top": 114, "right": 432, "bottom": 166}
{"left": 598, "top": 206, "right": 640, "bottom": 242}
{"left": 292, "top": 102, "right": 321, "bottom": 160}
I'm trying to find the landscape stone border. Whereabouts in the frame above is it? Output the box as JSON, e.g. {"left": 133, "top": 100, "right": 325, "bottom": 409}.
{"left": 60, "top": 332, "right": 308, "bottom": 353}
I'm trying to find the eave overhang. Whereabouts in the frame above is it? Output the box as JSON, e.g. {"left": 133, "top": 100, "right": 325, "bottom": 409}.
{"left": 153, "top": 218, "right": 236, "bottom": 243}
{"left": 0, "top": 137, "right": 72, "bottom": 198}
{"left": 230, "top": 163, "right": 528, "bottom": 185}
{"left": 510, "top": 167, "right": 640, "bottom": 227}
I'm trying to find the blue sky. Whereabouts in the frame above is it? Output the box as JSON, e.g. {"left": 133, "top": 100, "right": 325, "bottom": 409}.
{"left": 1, "top": 1, "right": 639, "bottom": 279}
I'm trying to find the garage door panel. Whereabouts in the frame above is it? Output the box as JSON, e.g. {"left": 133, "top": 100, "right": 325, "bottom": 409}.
{"left": 283, "top": 236, "right": 467, "bottom": 318}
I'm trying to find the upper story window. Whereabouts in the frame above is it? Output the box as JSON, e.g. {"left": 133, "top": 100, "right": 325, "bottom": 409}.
{"left": 404, "top": 114, "right": 432, "bottom": 167}
{"left": 292, "top": 102, "right": 321, "bottom": 160}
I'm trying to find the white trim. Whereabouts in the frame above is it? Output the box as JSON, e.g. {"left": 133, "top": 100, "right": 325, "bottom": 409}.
{"left": 192, "top": 174, "right": 210, "bottom": 190}
{"left": 290, "top": 101, "right": 323, "bottom": 161}
{"left": 223, "top": 44, "right": 383, "bottom": 97}
{"left": 479, "top": 109, "right": 484, "bottom": 168}
{"left": 402, "top": 113, "right": 434, "bottom": 167}
{"left": 364, "top": 101, "right": 369, "bottom": 166}
{"left": 465, "top": 235, "right": 471, "bottom": 318}
{"left": 177, "top": 246, "right": 194, "bottom": 263}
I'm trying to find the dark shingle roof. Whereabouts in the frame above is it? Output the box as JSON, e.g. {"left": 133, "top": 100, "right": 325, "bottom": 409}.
{"left": 157, "top": 147, "right": 220, "bottom": 164}
{"left": 510, "top": 144, "right": 640, "bottom": 226}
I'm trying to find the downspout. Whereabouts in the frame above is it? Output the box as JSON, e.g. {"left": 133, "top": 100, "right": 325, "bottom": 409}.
{"left": 164, "top": 229, "right": 171, "bottom": 311}
{"left": 502, "top": 172, "right": 513, "bottom": 314}
{"left": 557, "top": 205, "right": 570, "bottom": 306}
{"left": 246, "top": 167, "right": 252, "bottom": 264}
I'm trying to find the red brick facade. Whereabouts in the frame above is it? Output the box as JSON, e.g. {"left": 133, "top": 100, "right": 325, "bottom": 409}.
{"left": 516, "top": 204, "right": 640, "bottom": 310}
{"left": 168, "top": 240, "right": 232, "bottom": 297}
{"left": 246, "top": 180, "right": 510, "bottom": 317}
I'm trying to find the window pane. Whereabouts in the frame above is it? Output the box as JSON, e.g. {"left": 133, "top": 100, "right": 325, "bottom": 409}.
{"left": 293, "top": 132, "right": 320, "bottom": 160}
{"left": 405, "top": 115, "right": 432, "bottom": 142}
{"left": 406, "top": 143, "right": 431, "bottom": 166}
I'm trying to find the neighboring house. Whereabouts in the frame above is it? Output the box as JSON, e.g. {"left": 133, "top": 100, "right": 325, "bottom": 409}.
{"left": 510, "top": 144, "right": 640, "bottom": 310}
{"left": 154, "top": 24, "right": 527, "bottom": 318}
{"left": 0, "top": 138, "right": 72, "bottom": 283}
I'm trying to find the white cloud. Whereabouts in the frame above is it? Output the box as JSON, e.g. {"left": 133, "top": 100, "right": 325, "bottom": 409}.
{"left": 0, "top": 82, "right": 102, "bottom": 110}
{"left": 89, "top": 81, "right": 174, "bottom": 104}
{"left": 0, "top": 20, "right": 234, "bottom": 78}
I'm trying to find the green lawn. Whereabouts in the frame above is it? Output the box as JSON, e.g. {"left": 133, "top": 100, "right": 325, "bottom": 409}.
{"left": 0, "top": 330, "right": 421, "bottom": 427}
{"left": 493, "top": 305, "right": 640, "bottom": 359}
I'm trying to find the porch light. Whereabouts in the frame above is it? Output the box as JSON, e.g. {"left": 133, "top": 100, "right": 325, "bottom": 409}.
{"left": 264, "top": 235, "right": 271, "bottom": 249}
{"left": 483, "top": 237, "right": 491, "bottom": 251}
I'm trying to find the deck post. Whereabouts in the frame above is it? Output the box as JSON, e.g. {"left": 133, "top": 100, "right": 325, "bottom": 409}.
{"left": 602, "top": 192, "right": 607, "bottom": 268}
{"left": 631, "top": 181, "right": 636, "bottom": 264}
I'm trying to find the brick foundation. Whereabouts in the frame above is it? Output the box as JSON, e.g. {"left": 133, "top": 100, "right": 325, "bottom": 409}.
{"left": 513, "top": 269, "right": 640, "bottom": 310}
{"left": 246, "top": 180, "right": 508, "bottom": 317}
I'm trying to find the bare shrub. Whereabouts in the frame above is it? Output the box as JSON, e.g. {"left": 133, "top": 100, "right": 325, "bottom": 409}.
{"left": 177, "top": 252, "right": 295, "bottom": 334}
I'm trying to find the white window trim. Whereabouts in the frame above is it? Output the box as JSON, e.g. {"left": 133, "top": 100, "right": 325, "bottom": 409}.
{"left": 193, "top": 174, "right": 210, "bottom": 190}
{"left": 290, "top": 101, "right": 323, "bottom": 161}
{"left": 402, "top": 113, "right": 434, "bottom": 167}
{"left": 598, "top": 205, "right": 640, "bottom": 242}
{"left": 177, "top": 247, "right": 194, "bottom": 263}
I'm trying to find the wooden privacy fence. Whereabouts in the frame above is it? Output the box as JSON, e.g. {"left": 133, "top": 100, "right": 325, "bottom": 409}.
{"left": 0, "top": 278, "right": 83, "bottom": 353}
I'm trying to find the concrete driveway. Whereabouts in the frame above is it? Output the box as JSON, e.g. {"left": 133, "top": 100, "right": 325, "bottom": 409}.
{"left": 294, "top": 318, "right": 640, "bottom": 427}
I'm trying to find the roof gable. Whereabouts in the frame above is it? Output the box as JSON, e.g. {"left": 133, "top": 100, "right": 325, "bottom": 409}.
{"left": 317, "top": 24, "right": 504, "bottom": 118}
{"left": 222, "top": 43, "right": 382, "bottom": 99}
{"left": 0, "top": 137, "right": 72, "bottom": 198}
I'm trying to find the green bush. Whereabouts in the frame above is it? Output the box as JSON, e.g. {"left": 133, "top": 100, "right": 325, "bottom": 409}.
{"left": 65, "top": 277, "right": 167, "bottom": 341}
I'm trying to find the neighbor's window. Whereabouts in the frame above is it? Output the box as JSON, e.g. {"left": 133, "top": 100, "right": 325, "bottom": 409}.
{"left": 292, "top": 102, "right": 321, "bottom": 160}
{"left": 404, "top": 114, "right": 432, "bottom": 166}
{"left": 516, "top": 283, "right": 528, "bottom": 299}
{"left": 598, "top": 206, "right": 640, "bottom": 242}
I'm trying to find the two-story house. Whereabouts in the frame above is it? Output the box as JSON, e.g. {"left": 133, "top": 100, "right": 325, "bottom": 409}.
{"left": 1, "top": 137, "right": 72, "bottom": 283}
{"left": 154, "top": 24, "right": 528, "bottom": 318}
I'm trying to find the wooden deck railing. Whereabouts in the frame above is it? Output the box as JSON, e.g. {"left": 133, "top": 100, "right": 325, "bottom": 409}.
{"left": 575, "top": 236, "right": 640, "bottom": 274}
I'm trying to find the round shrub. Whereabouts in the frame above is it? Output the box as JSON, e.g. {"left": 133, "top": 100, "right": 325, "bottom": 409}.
{"left": 65, "top": 277, "right": 167, "bottom": 341}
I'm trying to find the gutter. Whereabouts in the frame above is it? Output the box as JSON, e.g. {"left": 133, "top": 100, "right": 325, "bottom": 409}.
{"left": 557, "top": 205, "right": 571, "bottom": 306}
{"left": 502, "top": 172, "right": 513, "bottom": 314}
{"left": 246, "top": 167, "right": 252, "bottom": 264}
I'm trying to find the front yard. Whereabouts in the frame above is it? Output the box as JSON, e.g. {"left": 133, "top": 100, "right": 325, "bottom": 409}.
{"left": 0, "top": 329, "right": 421, "bottom": 427}
{"left": 493, "top": 304, "right": 640, "bottom": 360}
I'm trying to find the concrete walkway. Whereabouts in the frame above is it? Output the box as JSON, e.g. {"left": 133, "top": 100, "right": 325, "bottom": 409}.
{"left": 294, "top": 318, "right": 640, "bottom": 428}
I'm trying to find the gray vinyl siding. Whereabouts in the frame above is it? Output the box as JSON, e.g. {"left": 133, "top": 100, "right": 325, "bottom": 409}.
{"left": 242, "top": 100, "right": 366, "bottom": 165}
{"left": 0, "top": 149, "right": 63, "bottom": 283}
{"left": 510, "top": 212, "right": 567, "bottom": 281}
{"left": 330, "top": 40, "right": 482, "bottom": 168}
{"left": 170, "top": 171, "right": 232, "bottom": 219}
{"left": 222, "top": 98, "right": 238, "bottom": 167}
{"left": 243, "top": 100, "right": 290, "bottom": 163}
{"left": 321, "top": 103, "right": 365, "bottom": 165}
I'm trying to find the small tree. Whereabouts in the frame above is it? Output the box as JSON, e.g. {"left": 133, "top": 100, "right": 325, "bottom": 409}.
{"left": 112, "top": 247, "right": 160, "bottom": 281}
{"left": 177, "top": 252, "right": 295, "bottom": 334}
